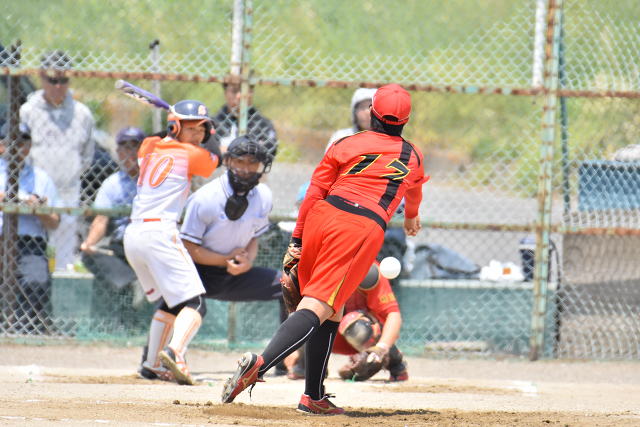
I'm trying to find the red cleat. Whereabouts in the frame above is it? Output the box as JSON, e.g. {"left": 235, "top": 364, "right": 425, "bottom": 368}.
{"left": 298, "top": 393, "right": 345, "bottom": 415}
{"left": 221, "top": 352, "right": 264, "bottom": 403}
{"left": 388, "top": 360, "right": 409, "bottom": 382}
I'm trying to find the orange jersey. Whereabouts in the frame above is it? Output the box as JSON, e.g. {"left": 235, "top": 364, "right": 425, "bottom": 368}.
{"left": 314, "top": 131, "right": 428, "bottom": 222}
{"left": 131, "top": 136, "right": 218, "bottom": 221}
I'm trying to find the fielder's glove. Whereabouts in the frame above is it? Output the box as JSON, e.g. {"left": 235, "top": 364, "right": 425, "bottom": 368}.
{"left": 283, "top": 237, "right": 302, "bottom": 275}
{"left": 337, "top": 351, "right": 384, "bottom": 382}
{"left": 280, "top": 263, "right": 302, "bottom": 313}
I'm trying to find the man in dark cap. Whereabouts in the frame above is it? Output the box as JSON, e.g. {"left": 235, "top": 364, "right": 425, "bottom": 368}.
{"left": 80, "top": 127, "right": 147, "bottom": 304}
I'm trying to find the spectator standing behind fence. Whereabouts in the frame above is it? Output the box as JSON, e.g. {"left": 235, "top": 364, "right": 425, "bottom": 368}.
{"left": 80, "top": 127, "right": 145, "bottom": 304}
{"left": 211, "top": 82, "right": 277, "bottom": 157}
{"left": 20, "top": 51, "right": 95, "bottom": 270}
{"left": 325, "top": 88, "right": 377, "bottom": 152}
{"left": 0, "top": 123, "right": 60, "bottom": 333}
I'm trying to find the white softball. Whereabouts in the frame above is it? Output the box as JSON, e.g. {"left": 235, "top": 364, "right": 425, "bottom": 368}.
{"left": 379, "top": 257, "right": 401, "bottom": 279}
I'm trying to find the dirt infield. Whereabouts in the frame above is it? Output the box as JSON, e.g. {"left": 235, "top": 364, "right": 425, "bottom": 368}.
{"left": 1, "top": 344, "right": 639, "bottom": 426}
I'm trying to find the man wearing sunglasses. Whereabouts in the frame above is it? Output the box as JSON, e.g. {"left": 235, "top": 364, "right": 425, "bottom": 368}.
{"left": 20, "top": 51, "right": 96, "bottom": 270}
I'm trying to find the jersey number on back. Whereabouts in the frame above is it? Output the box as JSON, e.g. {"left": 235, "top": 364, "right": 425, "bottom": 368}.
{"left": 138, "top": 153, "right": 176, "bottom": 188}
{"left": 345, "top": 154, "right": 410, "bottom": 181}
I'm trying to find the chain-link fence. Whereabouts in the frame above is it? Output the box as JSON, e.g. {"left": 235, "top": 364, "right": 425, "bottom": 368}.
{"left": 1, "top": 0, "right": 639, "bottom": 361}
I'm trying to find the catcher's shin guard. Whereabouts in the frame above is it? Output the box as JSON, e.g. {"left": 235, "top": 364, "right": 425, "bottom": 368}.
{"left": 221, "top": 352, "right": 265, "bottom": 403}
{"left": 298, "top": 393, "right": 345, "bottom": 415}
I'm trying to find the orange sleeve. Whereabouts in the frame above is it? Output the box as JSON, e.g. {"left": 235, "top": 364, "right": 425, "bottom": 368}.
{"left": 138, "top": 137, "right": 159, "bottom": 160}
{"left": 187, "top": 145, "right": 218, "bottom": 178}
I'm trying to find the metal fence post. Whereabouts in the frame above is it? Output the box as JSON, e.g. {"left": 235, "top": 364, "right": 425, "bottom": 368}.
{"left": 530, "top": 0, "right": 563, "bottom": 361}
{"left": 230, "top": 0, "right": 244, "bottom": 77}
{"left": 558, "top": 15, "right": 569, "bottom": 217}
{"left": 1, "top": 41, "right": 22, "bottom": 333}
{"left": 226, "top": 0, "right": 252, "bottom": 346}
{"left": 149, "top": 39, "right": 162, "bottom": 134}
{"left": 237, "top": 0, "right": 253, "bottom": 137}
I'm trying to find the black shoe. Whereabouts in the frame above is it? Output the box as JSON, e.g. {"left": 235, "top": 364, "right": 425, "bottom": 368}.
{"left": 388, "top": 360, "right": 409, "bottom": 382}
{"left": 138, "top": 365, "right": 157, "bottom": 380}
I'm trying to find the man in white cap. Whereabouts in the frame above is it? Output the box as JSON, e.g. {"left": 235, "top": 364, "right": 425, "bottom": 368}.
{"left": 325, "top": 88, "right": 377, "bottom": 152}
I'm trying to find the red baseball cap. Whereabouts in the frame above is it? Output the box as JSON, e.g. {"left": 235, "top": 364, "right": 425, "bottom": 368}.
{"left": 371, "top": 84, "right": 411, "bottom": 125}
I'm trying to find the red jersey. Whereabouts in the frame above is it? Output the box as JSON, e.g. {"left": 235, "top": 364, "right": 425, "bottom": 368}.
{"left": 344, "top": 272, "right": 399, "bottom": 325}
{"left": 312, "top": 130, "right": 428, "bottom": 222}
{"left": 332, "top": 267, "right": 400, "bottom": 355}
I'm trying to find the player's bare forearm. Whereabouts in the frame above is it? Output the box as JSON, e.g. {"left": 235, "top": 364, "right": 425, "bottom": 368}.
{"left": 39, "top": 212, "right": 60, "bottom": 231}
{"left": 403, "top": 216, "right": 421, "bottom": 236}
{"left": 183, "top": 240, "right": 243, "bottom": 266}
{"left": 378, "top": 311, "right": 402, "bottom": 347}
{"left": 245, "top": 238, "right": 258, "bottom": 265}
{"left": 80, "top": 215, "right": 108, "bottom": 253}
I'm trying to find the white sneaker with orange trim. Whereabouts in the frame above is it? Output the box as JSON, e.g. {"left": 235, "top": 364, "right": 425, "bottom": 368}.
{"left": 138, "top": 362, "right": 175, "bottom": 382}
{"left": 158, "top": 346, "right": 195, "bottom": 385}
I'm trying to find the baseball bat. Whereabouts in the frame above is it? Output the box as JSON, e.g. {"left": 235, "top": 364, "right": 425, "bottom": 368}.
{"left": 114, "top": 80, "right": 171, "bottom": 110}
{"left": 88, "top": 246, "right": 115, "bottom": 257}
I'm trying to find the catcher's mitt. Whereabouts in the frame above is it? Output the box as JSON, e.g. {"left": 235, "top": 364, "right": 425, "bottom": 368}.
{"left": 283, "top": 239, "right": 302, "bottom": 274}
{"left": 337, "top": 351, "right": 384, "bottom": 381}
{"left": 280, "top": 263, "right": 301, "bottom": 313}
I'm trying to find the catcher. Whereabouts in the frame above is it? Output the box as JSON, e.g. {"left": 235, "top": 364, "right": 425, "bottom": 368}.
{"left": 285, "top": 260, "right": 408, "bottom": 382}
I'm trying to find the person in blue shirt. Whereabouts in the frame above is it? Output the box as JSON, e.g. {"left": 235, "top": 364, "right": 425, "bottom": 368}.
{"left": 0, "top": 122, "right": 60, "bottom": 334}
{"left": 80, "top": 127, "right": 145, "bottom": 301}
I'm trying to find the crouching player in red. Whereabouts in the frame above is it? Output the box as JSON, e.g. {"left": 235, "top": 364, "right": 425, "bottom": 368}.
{"left": 286, "top": 260, "right": 408, "bottom": 382}
{"left": 221, "top": 84, "right": 428, "bottom": 414}
{"left": 125, "top": 100, "right": 219, "bottom": 385}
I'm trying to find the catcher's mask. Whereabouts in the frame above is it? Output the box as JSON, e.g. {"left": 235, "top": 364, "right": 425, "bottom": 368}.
{"left": 167, "top": 100, "right": 214, "bottom": 144}
{"left": 223, "top": 136, "right": 273, "bottom": 220}
{"left": 338, "top": 311, "right": 382, "bottom": 352}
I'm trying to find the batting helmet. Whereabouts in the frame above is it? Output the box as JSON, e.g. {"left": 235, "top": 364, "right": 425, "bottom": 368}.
{"left": 167, "top": 100, "right": 214, "bottom": 144}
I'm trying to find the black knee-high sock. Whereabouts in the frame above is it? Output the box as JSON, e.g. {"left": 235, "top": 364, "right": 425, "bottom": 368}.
{"left": 304, "top": 319, "right": 339, "bottom": 401}
{"left": 258, "top": 308, "right": 320, "bottom": 376}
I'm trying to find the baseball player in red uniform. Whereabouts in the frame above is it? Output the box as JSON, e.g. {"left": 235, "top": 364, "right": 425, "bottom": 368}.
{"left": 286, "top": 260, "right": 409, "bottom": 382}
{"left": 125, "top": 100, "right": 219, "bottom": 385}
{"left": 221, "top": 84, "right": 428, "bottom": 414}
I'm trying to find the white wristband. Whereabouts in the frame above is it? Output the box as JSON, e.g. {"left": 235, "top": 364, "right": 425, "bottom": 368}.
{"left": 376, "top": 342, "right": 390, "bottom": 351}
